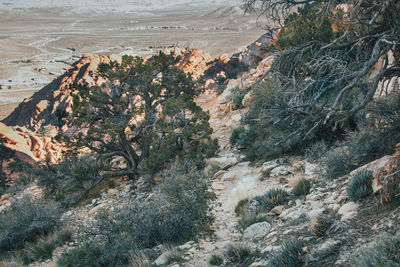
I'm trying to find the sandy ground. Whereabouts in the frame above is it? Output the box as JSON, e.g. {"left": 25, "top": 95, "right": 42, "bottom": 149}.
{"left": 0, "top": 5, "right": 267, "bottom": 120}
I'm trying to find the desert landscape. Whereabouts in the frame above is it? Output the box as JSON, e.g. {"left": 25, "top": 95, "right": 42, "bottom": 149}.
{"left": 0, "top": 1, "right": 266, "bottom": 119}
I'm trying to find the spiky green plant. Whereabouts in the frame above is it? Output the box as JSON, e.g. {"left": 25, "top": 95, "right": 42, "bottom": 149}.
{"left": 270, "top": 240, "right": 304, "bottom": 267}
{"left": 253, "top": 188, "right": 289, "bottom": 211}
{"left": 347, "top": 169, "right": 373, "bottom": 202}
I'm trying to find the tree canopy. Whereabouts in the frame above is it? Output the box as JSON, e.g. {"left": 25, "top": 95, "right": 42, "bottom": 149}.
{"left": 62, "top": 52, "right": 218, "bottom": 182}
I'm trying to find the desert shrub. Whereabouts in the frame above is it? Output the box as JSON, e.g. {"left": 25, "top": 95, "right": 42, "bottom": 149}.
{"left": 346, "top": 90, "right": 400, "bottom": 167}
{"left": 235, "top": 198, "right": 249, "bottom": 217}
{"left": 37, "top": 154, "right": 107, "bottom": 205}
{"left": 224, "top": 243, "right": 257, "bottom": 265}
{"left": 347, "top": 170, "right": 373, "bottom": 202}
{"left": 354, "top": 236, "right": 400, "bottom": 267}
{"left": 230, "top": 127, "right": 246, "bottom": 147}
{"left": 209, "top": 254, "right": 224, "bottom": 266}
{"left": 292, "top": 179, "right": 311, "bottom": 196}
{"left": 324, "top": 148, "right": 356, "bottom": 179}
{"left": 0, "top": 196, "right": 62, "bottom": 255}
{"left": 309, "top": 214, "right": 331, "bottom": 237}
{"left": 59, "top": 169, "right": 215, "bottom": 266}
{"left": 57, "top": 241, "right": 133, "bottom": 267}
{"left": 165, "top": 247, "right": 184, "bottom": 265}
{"left": 238, "top": 214, "right": 269, "bottom": 230}
{"left": 128, "top": 251, "right": 152, "bottom": 267}
{"left": 253, "top": 188, "right": 289, "bottom": 211}
{"left": 24, "top": 240, "right": 56, "bottom": 263}
{"left": 270, "top": 240, "right": 304, "bottom": 267}
{"left": 226, "top": 86, "right": 248, "bottom": 110}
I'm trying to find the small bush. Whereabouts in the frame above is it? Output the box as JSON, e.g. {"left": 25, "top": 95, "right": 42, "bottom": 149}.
{"left": 57, "top": 240, "right": 134, "bottom": 267}
{"left": 209, "top": 254, "right": 223, "bottom": 266}
{"left": 270, "top": 240, "right": 304, "bottom": 267}
{"left": 26, "top": 240, "right": 56, "bottom": 263}
{"left": 292, "top": 179, "right": 311, "bottom": 196}
{"left": 354, "top": 236, "right": 400, "bottom": 266}
{"left": 165, "top": 247, "right": 184, "bottom": 265}
{"left": 0, "top": 196, "right": 62, "bottom": 255}
{"left": 59, "top": 169, "right": 215, "bottom": 266}
{"left": 224, "top": 243, "right": 257, "bottom": 265}
{"left": 238, "top": 214, "right": 269, "bottom": 230}
{"left": 226, "top": 86, "right": 248, "bottom": 110}
{"left": 128, "top": 251, "right": 152, "bottom": 267}
{"left": 309, "top": 214, "right": 331, "bottom": 237}
{"left": 253, "top": 188, "right": 289, "bottom": 211}
{"left": 325, "top": 148, "right": 356, "bottom": 179}
{"left": 347, "top": 169, "right": 373, "bottom": 202}
{"left": 235, "top": 198, "right": 249, "bottom": 217}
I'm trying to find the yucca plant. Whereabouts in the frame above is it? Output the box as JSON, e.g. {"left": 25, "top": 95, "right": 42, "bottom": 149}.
{"left": 347, "top": 169, "right": 373, "bottom": 202}
{"left": 270, "top": 240, "right": 304, "bottom": 267}
{"left": 253, "top": 188, "right": 289, "bottom": 211}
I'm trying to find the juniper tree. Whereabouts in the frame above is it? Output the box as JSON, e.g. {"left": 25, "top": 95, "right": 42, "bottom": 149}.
{"left": 63, "top": 51, "right": 218, "bottom": 185}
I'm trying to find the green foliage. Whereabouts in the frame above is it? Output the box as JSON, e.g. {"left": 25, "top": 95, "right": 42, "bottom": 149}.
{"left": 37, "top": 154, "right": 106, "bottom": 205}
{"left": 0, "top": 196, "right": 62, "bottom": 255}
{"left": 231, "top": 78, "right": 345, "bottom": 161}
{"left": 165, "top": 247, "right": 184, "bottom": 265}
{"left": 59, "top": 169, "right": 215, "bottom": 266}
{"left": 270, "top": 240, "right": 304, "bottom": 267}
{"left": 63, "top": 51, "right": 217, "bottom": 179}
{"left": 209, "top": 254, "right": 224, "bottom": 266}
{"left": 226, "top": 86, "right": 248, "bottom": 110}
{"left": 235, "top": 198, "right": 249, "bottom": 217}
{"left": 292, "top": 179, "right": 311, "bottom": 196}
{"left": 347, "top": 170, "right": 373, "bottom": 202}
{"left": 345, "top": 90, "right": 400, "bottom": 167}
{"left": 253, "top": 188, "right": 289, "bottom": 211}
{"left": 57, "top": 241, "right": 130, "bottom": 267}
{"left": 0, "top": 144, "right": 16, "bottom": 189}
{"left": 238, "top": 214, "right": 269, "bottom": 230}
{"left": 324, "top": 148, "right": 355, "bottom": 179}
{"left": 354, "top": 236, "right": 400, "bottom": 267}
{"left": 275, "top": 3, "right": 335, "bottom": 50}
{"left": 25, "top": 240, "right": 56, "bottom": 263}
{"left": 224, "top": 243, "right": 257, "bottom": 265}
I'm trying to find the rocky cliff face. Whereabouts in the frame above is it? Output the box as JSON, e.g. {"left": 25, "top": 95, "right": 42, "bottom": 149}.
{"left": 0, "top": 122, "right": 60, "bottom": 163}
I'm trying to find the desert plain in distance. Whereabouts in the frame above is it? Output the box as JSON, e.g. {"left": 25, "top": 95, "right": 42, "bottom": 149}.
{"left": 0, "top": 2, "right": 267, "bottom": 120}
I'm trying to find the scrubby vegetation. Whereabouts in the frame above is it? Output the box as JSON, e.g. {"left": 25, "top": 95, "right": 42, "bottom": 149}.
{"left": 209, "top": 254, "right": 224, "bottom": 266}
{"left": 309, "top": 214, "right": 331, "bottom": 237}
{"left": 0, "top": 196, "right": 62, "bottom": 255}
{"left": 235, "top": 198, "right": 249, "bottom": 217}
{"left": 355, "top": 236, "right": 400, "bottom": 266}
{"left": 269, "top": 240, "right": 304, "bottom": 267}
{"left": 253, "top": 188, "right": 289, "bottom": 211}
{"left": 57, "top": 169, "right": 215, "bottom": 266}
{"left": 347, "top": 170, "right": 373, "bottom": 202}
{"left": 292, "top": 178, "right": 311, "bottom": 196}
{"left": 224, "top": 243, "right": 257, "bottom": 265}
{"left": 238, "top": 214, "right": 269, "bottom": 230}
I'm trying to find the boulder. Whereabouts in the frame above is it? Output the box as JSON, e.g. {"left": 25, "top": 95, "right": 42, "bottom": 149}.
{"left": 243, "top": 222, "right": 271, "bottom": 241}
{"left": 270, "top": 166, "right": 290, "bottom": 177}
{"left": 261, "top": 160, "right": 280, "bottom": 173}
